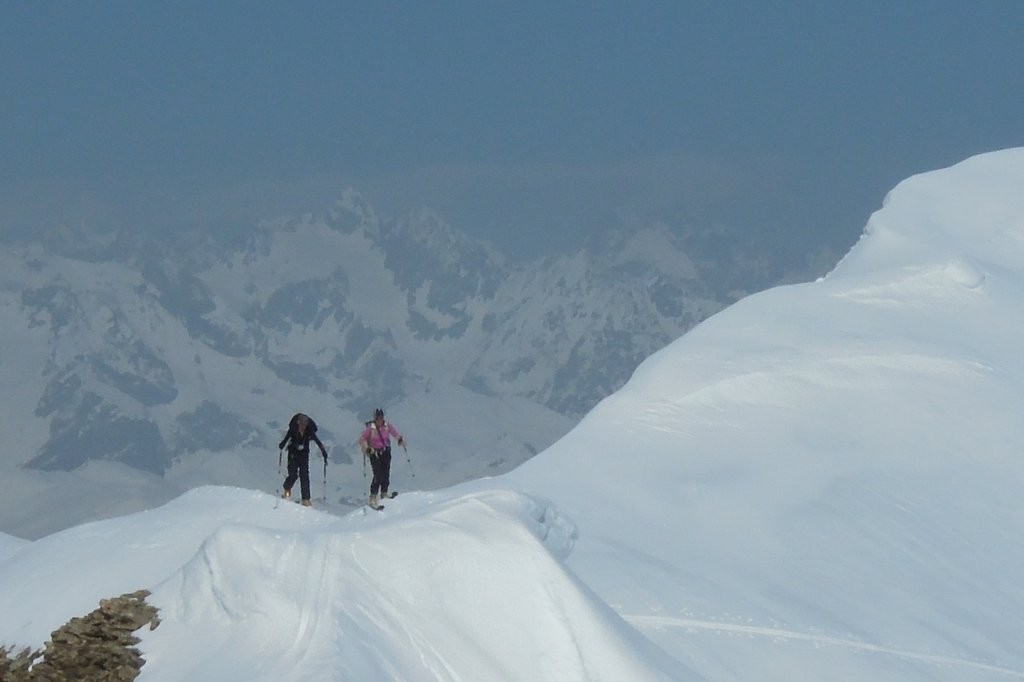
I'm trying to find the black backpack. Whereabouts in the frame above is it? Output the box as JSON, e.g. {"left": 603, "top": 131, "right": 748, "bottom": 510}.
{"left": 289, "top": 413, "right": 318, "bottom": 436}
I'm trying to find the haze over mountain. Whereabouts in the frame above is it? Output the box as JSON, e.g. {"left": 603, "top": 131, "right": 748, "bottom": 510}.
{"left": 2, "top": 149, "right": 1022, "bottom": 680}
{"left": 0, "top": 188, "right": 826, "bottom": 539}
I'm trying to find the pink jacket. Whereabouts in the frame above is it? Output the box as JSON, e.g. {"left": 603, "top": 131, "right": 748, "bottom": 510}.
{"left": 359, "top": 421, "right": 402, "bottom": 451}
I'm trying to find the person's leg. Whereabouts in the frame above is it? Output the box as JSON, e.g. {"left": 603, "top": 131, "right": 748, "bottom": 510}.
{"left": 298, "top": 452, "right": 311, "bottom": 501}
{"left": 368, "top": 451, "right": 388, "bottom": 506}
{"left": 283, "top": 450, "right": 299, "bottom": 497}
{"left": 369, "top": 452, "right": 385, "bottom": 495}
{"left": 379, "top": 448, "right": 393, "bottom": 496}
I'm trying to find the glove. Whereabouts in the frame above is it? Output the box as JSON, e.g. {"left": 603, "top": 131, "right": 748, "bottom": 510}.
{"left": 397, "top": 437, "right": 405, "bottom": 446}
{"left": 278, "top": 440, "right": 286, "bottom": 450}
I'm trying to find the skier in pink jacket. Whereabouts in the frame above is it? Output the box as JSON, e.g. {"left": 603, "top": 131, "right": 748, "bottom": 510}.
{"left": 358, "top": 407, "right": 405, "bottom": 508}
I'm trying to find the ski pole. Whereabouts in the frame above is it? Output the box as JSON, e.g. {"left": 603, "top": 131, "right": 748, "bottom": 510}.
{"left": 401, "top": 442, "right": 415, "bottom": 478}
{"left": 274, "top": 449, "right": 284, "bottom": 507}
{"left": 322, "top": 456, "right": 328, "bottom": 504}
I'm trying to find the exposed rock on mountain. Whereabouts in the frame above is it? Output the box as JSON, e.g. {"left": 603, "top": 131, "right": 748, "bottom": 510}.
{"left": 0, "top": 590, "right": 159, "bottom": 681}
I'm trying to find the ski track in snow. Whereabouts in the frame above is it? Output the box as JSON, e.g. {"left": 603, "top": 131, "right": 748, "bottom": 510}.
{"left": 275, "top": 500, "right": 1021, "bottom": 678}
{"left": 290, "top": 543, "right": 326, "bottom": 662}
{"left": 626, "top": 615, "right": 1024, "bottom": 679}
{"left": 270, "top": 498, "right": 1021, "bottom": 678}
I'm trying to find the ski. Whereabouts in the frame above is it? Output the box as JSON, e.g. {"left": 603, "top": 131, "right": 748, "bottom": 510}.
{"left": 362, "top": 491, "right": 396, "bottom": 511}
{"left": 274, "top": 491, "right": 314, "bottom": 508}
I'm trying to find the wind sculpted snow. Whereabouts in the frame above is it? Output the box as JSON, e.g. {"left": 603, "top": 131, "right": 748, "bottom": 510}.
{"left": 0, "top": 487, "right": 692, "bottom": 680}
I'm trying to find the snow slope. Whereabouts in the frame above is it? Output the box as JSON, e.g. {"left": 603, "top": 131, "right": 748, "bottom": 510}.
{"left": 2, "top": 149, "right": 1024, "bottom": 680}
{"left": 506, "top": 148, "right": 1024, "bottom": 679}
{"left": 0, "top": 487, "right": 691, "bottom": 680}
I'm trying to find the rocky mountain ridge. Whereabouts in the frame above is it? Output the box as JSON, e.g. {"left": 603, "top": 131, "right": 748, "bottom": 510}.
{"left": 0, "top": 191, "right": 814, "bottom": 488}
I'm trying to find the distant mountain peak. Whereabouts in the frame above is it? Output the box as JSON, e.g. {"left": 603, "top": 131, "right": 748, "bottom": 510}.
{"left": 0, "top": 189, "right": 794, "bottom": 492}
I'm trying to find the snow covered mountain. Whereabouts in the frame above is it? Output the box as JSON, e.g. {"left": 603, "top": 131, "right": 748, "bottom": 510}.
{"left": 2, "top": 148, "right": 1023, "bottom": 681}
{"left": 0, "top": 189, "right": 798, "bottom": 537}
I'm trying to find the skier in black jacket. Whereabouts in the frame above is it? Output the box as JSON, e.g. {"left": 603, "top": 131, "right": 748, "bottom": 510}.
{"left": 278, "top": 413, "right": 328, "bottom": 506}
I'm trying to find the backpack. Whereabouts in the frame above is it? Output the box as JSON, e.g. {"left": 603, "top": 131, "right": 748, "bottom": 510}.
{"left": 289, "top": 413, "right": 318, "bottom": 436}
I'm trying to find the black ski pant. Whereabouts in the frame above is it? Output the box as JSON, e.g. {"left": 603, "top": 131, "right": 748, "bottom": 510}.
{"left": 368, "top": 447, "right": 392, "bottom": 496}
{"left": 284, "top": 448, "right": 311, "bottom": 501}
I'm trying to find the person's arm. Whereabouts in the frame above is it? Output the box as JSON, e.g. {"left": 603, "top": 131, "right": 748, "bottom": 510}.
{"left": 389, "top": 423, "right": 405, "bottom": 446}
{"left": 278, "top": 429, "right": 290, "bottom": 450}
{"left": 313, "top": 434, "right": 328, "bottom": 460}
{"left": 357, "top": 427, "right": 371, "bottom": 453}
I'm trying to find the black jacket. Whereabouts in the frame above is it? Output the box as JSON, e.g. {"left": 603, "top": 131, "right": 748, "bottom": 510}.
{"left": 279, "top": 413, "right": 328, "bottom": 459}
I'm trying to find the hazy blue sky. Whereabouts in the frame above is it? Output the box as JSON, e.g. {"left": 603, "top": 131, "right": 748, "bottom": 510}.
{"left": 2, "top": 2, "right": 1022, "bottom": 260}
